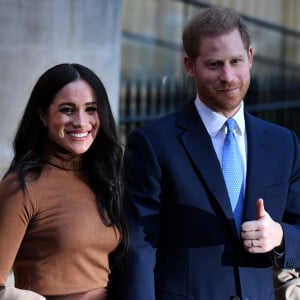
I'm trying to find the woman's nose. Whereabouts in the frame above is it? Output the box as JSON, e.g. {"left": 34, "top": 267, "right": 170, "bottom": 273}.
{"left": 72, "top": 111, "right": 87, "bottom": 127}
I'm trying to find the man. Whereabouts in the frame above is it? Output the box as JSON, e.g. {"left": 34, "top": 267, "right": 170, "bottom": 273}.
{"left": 116, "top": 6, "right": 300, "bottom": 299}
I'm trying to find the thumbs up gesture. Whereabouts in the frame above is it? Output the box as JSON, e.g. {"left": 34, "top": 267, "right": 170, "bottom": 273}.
{"left": 241, "top": 198, "right": 284, "bottom": 253}
{"left": 256, "top": 198, "right": 267, "bottom": 219}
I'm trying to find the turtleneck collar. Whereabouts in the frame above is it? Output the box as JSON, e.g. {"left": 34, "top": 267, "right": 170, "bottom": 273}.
{"left": 45, "top": 140, "right": 83, "bottom": 171}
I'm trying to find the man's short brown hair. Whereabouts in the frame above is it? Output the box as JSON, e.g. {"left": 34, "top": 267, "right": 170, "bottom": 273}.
{"left": 182, "top": 6, "right": 251, "bottom": 60}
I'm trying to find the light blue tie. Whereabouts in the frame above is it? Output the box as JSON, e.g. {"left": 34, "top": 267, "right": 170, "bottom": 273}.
{"left": 222, "top": 119, "right": 244, "bottom": 230}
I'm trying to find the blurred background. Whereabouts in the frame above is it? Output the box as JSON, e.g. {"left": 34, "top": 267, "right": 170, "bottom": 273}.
{"left": 120, "top": 0, "right": 300, "bottom": 142}
{"left": 1, "top": 0, "right": 300, "bottom": 168}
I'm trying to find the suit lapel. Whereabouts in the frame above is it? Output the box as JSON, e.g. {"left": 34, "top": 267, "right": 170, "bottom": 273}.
{"left": 175, "top": 106, "right": 275, "bottom": 235}
{"left": 243, "top": 112, "right": 271, "bottom": 221}
{"left": 175, "top": 102, "right": 237, "bottom": 234}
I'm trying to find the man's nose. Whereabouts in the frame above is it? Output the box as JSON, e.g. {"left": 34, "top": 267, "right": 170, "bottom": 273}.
{"left": 219, "top": 65, "right": 234, "bottom": 83}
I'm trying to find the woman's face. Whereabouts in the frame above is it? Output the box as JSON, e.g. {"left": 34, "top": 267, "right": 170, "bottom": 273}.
{"left": 40, "top": 79, "right": 100, "bottom": 155}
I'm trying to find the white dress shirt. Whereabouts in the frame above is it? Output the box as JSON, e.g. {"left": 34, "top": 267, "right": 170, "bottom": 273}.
{"left": 194, "top": 97, "right": 248, "bottom": 189}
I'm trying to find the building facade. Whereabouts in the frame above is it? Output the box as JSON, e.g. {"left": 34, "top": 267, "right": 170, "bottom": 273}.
{"left": 0, "top": 0, "right": 122, "bottom": 172}
{"left": 120, "top": 0, "right": 300, "bottom": 140}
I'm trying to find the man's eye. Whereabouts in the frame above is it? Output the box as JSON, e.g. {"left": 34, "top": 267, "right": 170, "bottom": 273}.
{"left": 232, "top": 58, "right": 242, "bottom": 64}
{"left": 209, "top": 62, "right": 217, "bottom": 67}
{"left": 208, "top": 61, "right": 221, "bottom": 68}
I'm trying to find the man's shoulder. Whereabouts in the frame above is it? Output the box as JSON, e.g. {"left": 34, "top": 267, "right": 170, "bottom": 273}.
{"left": 126, "top": 106, "right": 189, "bottom": 147}
{"left": 139, "top": 101, "right": 194, "bottom": 132}
{"left": 246, "top": 111, "right": 293, "bottom": 134}
{"left": 245, "top": 112, "right": 298, "bottom": 149}
{"left": 142, "top": 111, "right": 176, "bottom": 130}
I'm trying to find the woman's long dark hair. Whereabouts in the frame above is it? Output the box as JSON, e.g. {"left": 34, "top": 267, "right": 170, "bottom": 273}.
{"left": 4, "top": 63, "right": 128, "bottom": 261}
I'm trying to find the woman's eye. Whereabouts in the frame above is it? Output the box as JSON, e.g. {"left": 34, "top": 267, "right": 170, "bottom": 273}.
{"left": 86, "top": 106, "right": 98, "bottom": 113}
{"left": 60, "top": 107, "right": 74, "bottom": 115}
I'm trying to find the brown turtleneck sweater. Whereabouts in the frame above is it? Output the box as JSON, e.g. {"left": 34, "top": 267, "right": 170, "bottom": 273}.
{"left": 0, "top": 151, "right": 119, "bottom": 298}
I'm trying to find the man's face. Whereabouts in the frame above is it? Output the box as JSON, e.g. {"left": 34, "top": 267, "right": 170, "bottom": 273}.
{"left": 184, "top": 28, "right": 253, "bottom": 118}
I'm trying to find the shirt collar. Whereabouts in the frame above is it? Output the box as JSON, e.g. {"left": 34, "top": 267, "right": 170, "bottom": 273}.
{"left": 194, "top": 96, "right": 245, "bottom": 138}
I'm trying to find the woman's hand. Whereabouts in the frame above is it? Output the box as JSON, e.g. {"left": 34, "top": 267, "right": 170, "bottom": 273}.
{"left": 0, "top": 287, "right": 46, "bottom": 300}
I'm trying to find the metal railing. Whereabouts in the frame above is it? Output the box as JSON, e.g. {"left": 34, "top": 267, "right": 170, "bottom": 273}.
{"left": 119, "top": 77, "right": 195, "bottom": 143}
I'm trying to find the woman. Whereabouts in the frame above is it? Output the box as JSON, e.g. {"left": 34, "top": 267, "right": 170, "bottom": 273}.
{"left": 0, "top": 63, "right": 127, "bottom": 299}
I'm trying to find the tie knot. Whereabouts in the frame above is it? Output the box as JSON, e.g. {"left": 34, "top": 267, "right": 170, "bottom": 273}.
{"left": 226, "top": 118, "right": 236, "bottom": 133}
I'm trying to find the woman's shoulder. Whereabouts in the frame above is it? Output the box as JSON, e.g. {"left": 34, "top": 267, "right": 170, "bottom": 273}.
{"left": 0, "top": 172, "right": 22, "bottom": 196}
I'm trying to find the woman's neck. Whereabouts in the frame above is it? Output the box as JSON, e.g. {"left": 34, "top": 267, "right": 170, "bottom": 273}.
{"left": 44, "top": 140, "right": 83, "bottom": 171}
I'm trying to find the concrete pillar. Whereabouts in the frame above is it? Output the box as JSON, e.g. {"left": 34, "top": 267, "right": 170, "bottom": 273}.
{"left": 0, "top": 0, "right": 122, "bottom": 173}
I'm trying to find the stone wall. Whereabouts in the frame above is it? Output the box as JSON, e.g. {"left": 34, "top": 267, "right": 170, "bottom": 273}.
{"left": 0, "top": 0, "right": 122, "bottom": 173}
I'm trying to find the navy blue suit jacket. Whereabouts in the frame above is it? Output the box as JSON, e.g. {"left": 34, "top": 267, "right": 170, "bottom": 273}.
{"left": 116, "top": 101, "right": 300, "bottom": 300}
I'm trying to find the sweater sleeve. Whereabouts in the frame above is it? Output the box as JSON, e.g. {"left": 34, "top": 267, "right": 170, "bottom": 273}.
{"left": 0, "top": 174, "right": 35, "bottom": 286}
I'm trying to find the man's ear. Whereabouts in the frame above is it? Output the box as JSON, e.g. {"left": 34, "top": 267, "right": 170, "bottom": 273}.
{"left": 248, "top": 46, "right": 254, "bottom": 68}
{"left": 38, "top": 109, "right": 47, "bottom": 127}
{"left": 183, "top": 56, "right": 196, "bottom": 77}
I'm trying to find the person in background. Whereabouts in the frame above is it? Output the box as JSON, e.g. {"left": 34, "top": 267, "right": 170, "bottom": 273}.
{"left": 113, "top": 6, "right": 300, "bottom": 300}
{"left": 0, "top": 63, "right": 128, "bottom": 300}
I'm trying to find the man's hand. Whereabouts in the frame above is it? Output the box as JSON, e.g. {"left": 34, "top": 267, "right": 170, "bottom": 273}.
{"left": 241, "top": 198, "right": 283, "bottom": 253}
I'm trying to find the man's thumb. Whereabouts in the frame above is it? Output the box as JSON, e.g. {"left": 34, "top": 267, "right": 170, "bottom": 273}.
{"left": 256, "top": 198, "right": 266, "bottom": 219}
